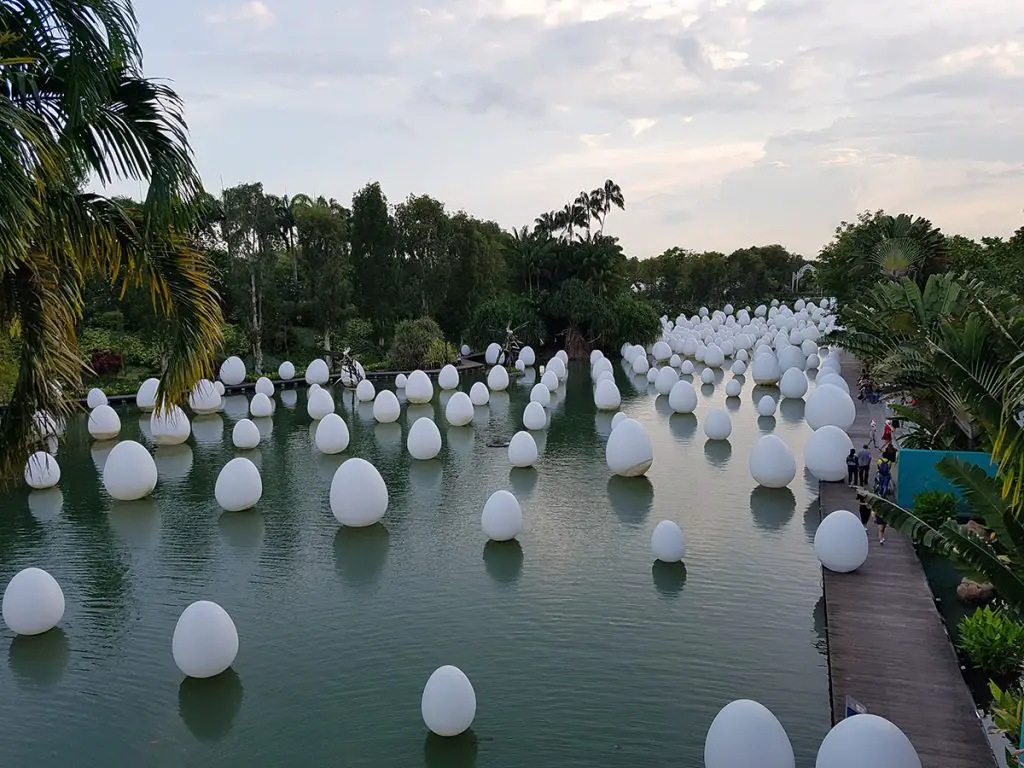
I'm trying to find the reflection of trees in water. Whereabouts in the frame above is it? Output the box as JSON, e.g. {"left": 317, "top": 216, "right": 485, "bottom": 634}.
{"left": 652, "top": 561, "right": 687, "bottom": 598}
{"left": 483, "top": 539, "right": 523, "bottom": 586}
{"left": 424, "top": 730, "right": 478, "bottom": 768}
{"left": 178, "top": 669, "right": 244, "bottom": 743}
{"left": 749, "top": 486, "right": 797, "bottom": 533}
{"left": 607, "top": 475, "right": 654, "bottom": 527}
{"left": 9, "top": 628, "right": 70, "bottom": 689}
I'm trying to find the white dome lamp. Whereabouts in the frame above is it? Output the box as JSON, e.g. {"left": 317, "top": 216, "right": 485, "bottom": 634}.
{"left": 487, "top": 365, "right": 510, "bottom": 392}
{"left": 654, "top": 366, "right": 679, "bottom": 395}
{"left": 704, "top": 409, "right": 733, "bottom": 440}
{"left": 408, "top": 417, "right": 442, "bottom": 460}
{"left": 219, "top": 356, "right": 246, "bottom": 386}
{"left": 151, "top": 406, "right": 191, "bottom": 446}
{"left": 438, "top": 364, "right": 460, "bottom": 390}
{"left": 530, "top": 383, "right": 551, "bottom": 408}
{"left": 232, "top": 418, "right": 261, "bottom": 450}
{"left": 305, "top": 358, "right": 330, "bottom": 386}
{"left": 330, "top": 457, "right": 388, "bottom": 526}
{"left": 705, "top": 699, "right": 795, "bottom": 768}
{"left": 87, "top": 404, "right": 121, "bottom": 440}
{"left": 406, "top": 370, "right": 434, "bottom": 404}
{"left": 779, "top": 368, "right": 809, "bottom": 399}
{"left": 395, "top": 373, "right": 408, "bottom": 389}
{"left": 814, "top": 510, "right": 869, "bottom": 573}
{"left": 594, "top": 380, "right": 622, "bottom": 411}
{"left": 24, "top": 452, "right": 61, "bottom": 490}
{"left": 668, "top": 380, "right": 698, "bottom": 414}
{"left": 757, "top": 395, "right": 777, "bottom": 417}
{"left": 215, "top": 457, "right": 262, "bottom": 512}
{"left": 805, "top": 425, "right": 854, "bottom": 481}
{"left": 806, "top": 384, "right": 857, "bottom": 430}
{"left": 373, "top": 390, "right": 401, "bottom": 424}
{"left": 136, "top": 377, "right": 160, "bottom": 412}
{"left": 315, "top": 413, "right": 351, "bottom": 455}
{"left": 255, "top": 376, "right": 275, "bottom": 397}
{"left": 172, "top": 600, "right": 239, "bottom": 678}
{"left": 469, "top": 381, "right": 490, "bottom": 406}
{"left": 651, "top": 520, "right": 686, "bottom": 562}
{"left": 749, "top": 434, "right": 797, "bottom": 488}
{"left": 2, "top": 567, "right": 65, "bottom": 636}
{"left": 606, "top": 418, "right": 654, "bottom": 477}
{"left": 356, "top": 378, "right": 376, "bottom": 403}
{"left": 523, "top": 401, "right": 547, "bottom": 430}
{"left": 481, "top": 490, "right": 523, "bottom": 541}
{"left": 249, "top": 392, "right": 273, "bottom": 418}
{"left": 103, "top": 440, "right": 158, "bottom": 500}
{"left": 815, "top": 713, "right": 921, "bottom": 768}
{"left": 508, "top": 431, "right": 538, "bottom": 468}
{"left": 278, "top": 361, "right": 295, "bottom": 381}
{"left": 445, "top": 391, "right": 474, "bottom": 427}
{"left": 86, "top": 387, "right": 108, "bottom": 409}
{"left": 307, "top": 388, "right": 335, "bottom": 420}
{"left": 421, "top": 665, "right": 477, "bottom": 737}
{"left": 518, "top": 346, "right": 536, "bottom": 367}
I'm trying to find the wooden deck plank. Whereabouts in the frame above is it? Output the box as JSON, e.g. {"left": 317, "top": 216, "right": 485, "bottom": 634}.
{"left": 818, "top": 352, "right": 994, "bottom": 767}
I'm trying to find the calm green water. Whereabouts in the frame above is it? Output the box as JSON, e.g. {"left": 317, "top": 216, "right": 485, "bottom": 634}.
{"left": 0, "top": 363, "right": 829, "bottom": 767}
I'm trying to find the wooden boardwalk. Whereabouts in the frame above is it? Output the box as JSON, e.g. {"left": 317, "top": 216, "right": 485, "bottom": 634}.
{"left": 818, "top": 352, "right": 993, "bottom": 767}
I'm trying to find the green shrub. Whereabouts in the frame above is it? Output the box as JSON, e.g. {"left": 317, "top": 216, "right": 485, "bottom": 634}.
{"left": 97, "top": 310, "right": 125, "bottom": 331}
{"left": 79, "top": 328, "right": 160, "bottom": 369}
{"left": 0, "top": 335, "right": 20, "bottom": 402}
{"left": 468, "top": 295, "right": 544, "bottom": 349}
{"left": 605, "top": 294, "right": 660, "bottom": 349}
{"left": 990, "top": 681, "right": 1024, "bottom": 765}
{"left": 913, "top": 490, "right": 959, "bottom": 527}
{"left": 389, "top": 317, "right": 445, "bottom": 370}
{"left": 425, "top": 338, "right": 457, "bottom": 369}
{"left": 342, "top": 317, "right": 379, "bottom": 361}
{"left": 959, "top": 607, "right": 1024, "bottom": 676}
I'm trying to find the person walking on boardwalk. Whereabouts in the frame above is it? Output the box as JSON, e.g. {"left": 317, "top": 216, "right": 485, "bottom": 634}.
{"left": 857, "top": 491, "right": 871, "bottom": 527}
{"left": 882, "top": 418, "right": 893, "bottom": 444}
{"left": 869, "top": 418, "right": 878, "bottom": 448}
{"left": 857, "top": 444, "right": 872, "bottom": 485}
{"left": 846, "top": 448, "right": 859, "bottom": 486}
{"left": 876, "top": 457, "right": 893, "bottom": 499}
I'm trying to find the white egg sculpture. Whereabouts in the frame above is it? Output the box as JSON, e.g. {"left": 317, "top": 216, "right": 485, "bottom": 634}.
{"left": 172, "top": 600, "right": 238, "bottom": 678}
{"left": 806, "top": 425, "right": 854, "bottom": 481}
{"left": 606, "top": 418, "right": 654, "bottom": 477}
{"left": 749, "top": 434, "right": 797, "bottom": 488}
{"left": 651, "top": 520, "right": 686, "bottom": 562}
{"left": 136, "top": 377, "right": 160, "bottom": 412}
{"left": 24, "top": 452, "right": 60, "bottom": 489}
{"left": 460, "top": 344, "right": 471, "bottom": 357}
{"left": 530, "top": 383, "right": 551, "bottom": 407}
{"left": 704, "top": 344, "right": 725, "bottom": 368}
{"left": 215, "top": 457, "right": 262, "bottom": 511}
{"left": 646, "top": 368, "right": 658, "bottom": 385}
{"left": 214, "top": 381, "right": 226, "bottom": 396}
{"left": 305, "top": 358, "right": 330, "bottom": 385}
{"left": 547, "top": 356, "right": 568, "bottom": 382}
{"left": 652, "top": 341, "right": 672, "bottom": 362}
{"left": 523, "top": 401, "right": 547, "bottom": 430}
{"left": 255, "top": 376, "right": 274, "bottom": 397}
{"left": 668, "top": 380, "right": 698, "bottom": 414}
{"left": 445, "top": 392, "right": 474, "bottom": 427}
{"left": 315, "top": 413, "right": 351, "bottom": 454}
{"left": 87, "top": 388, "right": 108, "bottom": 409}
{"left": 487, "top": 365, "right": 510, "bottom": 392}
{"left": 438, "top": 364, "right": 460, "bottom": 390}
{"left": 592, "top": 357, "right": 613, "bottom": 378}
{"left": 700, "top": 367, "right": 715, "bottom": 385}
{"left": 232, "top": 418, "right": 261, "bottom": 450}
{"left": 654, "top": 366, "right": 679, "bottom": 396}
{"left": 421, "top": 665, "right": 477, "bottom": 737}
{"left": 408, "top": 417, "right": 442, "bottom": 460}
{"left": 518, "top": 346, "right": 536, "bottom": 367}
{"left": 278, "top": 361, "right": 295, "bottom": 381}
{"left": 757, "top": 395, "right": 777, "bottom": 416}
{"left": 725, "top": 379, "right": 742, "bottom": 397}
{"left": 2, "top": 567, "right": 64, "bottom": 635}
{"left": 806, "top": 354, "right": 820, "bottom": 370}
{"left": 806, "top": 384, "right": 857, "bottom": 430}
{"left": 307, "top": 388, "right": 335, "bottom": 420}
{"left": 356, "top": 379, "right": 376, "bottom": 403}
{"left": 470, "top": 382, "right": 490, "bottom": 406}
{"left": 330, "top": 457, "right": 388, "bottom": 526}
{"left": 481, "top": 490, "right": 523, "bottom": 541}
{"left": 732, "top": 360, "right": 747, "bottom": 376}
{"left": 485, "top": 342, "right": 502, "bottom": 366}
{"left": 508, "top": 431, "right": 538, "bottom": 468}
{"left": 250, "top": 392, "right": 273, "bottom": 418}
{"left": 541, "top": 370, "right": 559, "bottom": 392}
{"left": 681, "top": 360, "right": 695, "bottom": 375}
{"left": 103, "top": 440, "right": 158, "bottom": 500}
{"left": 632, "top": 355, "right": 650, "bottom": 375}
{"left": 151, "top": 406, "right": 191, "bottom": 446}
{"left": 815, "top": 714, "right": 920, "bottom": 768}
{"left": 594, "top": 379, "right": 622, "bottom": 411}
{"left": 704, "top": 409, "right": 733, "bottom": 440}
{"left": 219, "top": 356, "right": 246, "bottom": 386}
{"left": 779, "top": 368, "right": 809, "bottom": 399}
{"left": 611, "top": 412, "right": 628, "bottom": 430}
{"left": 395, "top": 373, "right": 408, "bottom": 389}
{"left": 705, "top": 699, "right": 795, "bottom": 768}
{"left": 369, "top": 390, "right": 399, "bottom": 424}
{"left": 406, "top": 370, "right": 434, "bottom": 404}
{"left": 751, "top": 354, "right": 781, "bottom": 384}
{"left": 87, "top": 404, "right": 121, "bottom": 440}
{"left": 188, "top": 379, "right": 222, "bottom": 414}
{"left": 814, "top": 509, "right": 869, "bottom": 573}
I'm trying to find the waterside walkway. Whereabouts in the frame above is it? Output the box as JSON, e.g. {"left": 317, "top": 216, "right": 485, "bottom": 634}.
{"left": 818, "top": 352, "right": 993, "bottom": 767}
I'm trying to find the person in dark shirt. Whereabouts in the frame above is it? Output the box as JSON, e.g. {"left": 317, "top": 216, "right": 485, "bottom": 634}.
{"left": 846, "top": 448, "right": 858, "bottom": 486}
{"left": 857, "top": 491, "right": 871, "bottom": 526}
{"left": 857, "top": 444, "right": 871, "bottom": 485}
{"left": 882, "top": 440, "right": 897, "bottom": 463}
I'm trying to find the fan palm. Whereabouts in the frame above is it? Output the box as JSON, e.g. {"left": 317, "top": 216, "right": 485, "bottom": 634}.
{"left": 0, "top": 0, "right": 222, "bottom": 479}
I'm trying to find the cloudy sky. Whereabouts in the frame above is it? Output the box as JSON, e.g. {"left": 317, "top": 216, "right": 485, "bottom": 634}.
{"left": 121, "top": 0, "right": 1024, "bottom": 258}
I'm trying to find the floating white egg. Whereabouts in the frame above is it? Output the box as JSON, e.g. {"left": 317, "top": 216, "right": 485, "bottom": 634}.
{"left": 669, "top": 380, "right": 698, "bottom": 414}
{"left": 214, "top": 380, "right": 226, "bottom": 396}
{"left": 330, "top": 457, "right": 388, "bottom": 526}
{"left": 481, "top": 490, "right": 523, "bottom": 541}
{"left": 651, "top": 520, "right": 686, "bottom": 562}
{"left": 778, "top": 344, "right": 805, "bottom": 372}
{"left": 725, "top": 379, "right": 742, "bottom": 397}
{"left": 805, "top": 425, "right": 854, "bottom": 482}
{"left": 508, "top": 431, "right": 538, "bottom": 467}
{"left": 519, "top": 346, "right": 536, "bottom": 367}
{"left": 215, "top": 457, "right": 262, "bottom": 511}
{"left": 704, "top": 409, "right": 732, "bottom": 440}
{"left": 632, "top": 355, "right": 650, "bottom": 375}
{"left": 86, "top": 387, "right": 108, "bottom": 409}
{"left": 669, "top": 354, "right": 682, "bottom": 368}
{"left": 700, "top": 368, "right": 715, "bottom": 385}
{"left": 305, "top": 358, "right": 330, "bottom": 385}
{"left": 219, "top": 356, "right": 246, "bottom": 386}
{"left": 816, "top": 713, "right": 920, "bottom": 768}
{"left": 705, "top": 699, "right": 794, "bottom": 768}
{"left": 611, "top": 412, "right": 628, "bottom": 430}
{"left": 541, "top": 370, "right": 558, "bottom": 392}
{"left": 438, "top": 364, "right": 460, "bottom": 390}
{"left": 523, "top": 401, "right": 547, "bottom": 431}
{"left": 2, "top": 567, "right": 64, "bottom": 635}
{"left": 487, "top": 365, "right": 510, "bottom": 392}
{"left": 136, "top": 377, "right": 160, "bottom": 412}
{"left": 315, "top": 413, "right": 351, "bottom": 454}
{"left": 445, "top": 392, "right": 474, "bottom": 427}
{"left": 594, "top": 379, "right": 622, "bottom": 411}
{"left": 592, "top": 358, "right": 613, "bottom": 379}
{"left": 530, "top": 383, "right": 551, "bottom": 408}
{"left": 779, "top": 368, "right": 809, "bottom": 399}
{"left": 655, "top": 366, "right": 679, "bottom": 395}
{"left": 606, "top": 418, "right": 654, "bottom": 477}
{"left": 408, "top": 417, "right": 442, "bottom": 460}
{"left": 232, "top": 418, "right": 261, "bottom": 450}
{"left": 151, "top": 406, "right": 191, "bottom": 446}
{"left": 646, "top": 367, "right": 658, "bottom": 384}
{"left": 485, "top": 343, "right": 502, "bottom": 366}
{"left": 255, "top": 376, "right": 274, "bottom": 397}
{"left": 704, "top": 344, "right": 725, "bottom": 368}
{"left": 814, "top": 509, "right": 869, "bottom": 573}
{"left": 806, "top": 354, "right": 820, "bottom": 370}
{"left": 751, "top": 354, "right": 781, "bottom": 384}
{"left": 172, "top": 600, "right": 238, "bottom": 678}
{"left": 249, "top": 392, "right": 273, "bottom": 418}
{"left": 757, "top": 395, "right": 777, "bottom": 417}
{"left": 421, "top": 665, "right": 477, "bottom": 737}
{"left": 806, "top": 384, "right": 857, "bottom": 430}
{"left": 87, "top": 404, "right": 121, "bottom": 440}
{"left": 307, "top": 388, "right": 335, "bottom": 420}
{"left": 278, "top": 361, "right": 295, "bottom": 381}
{"left": 395, "top": 373, "right": 408, "bottom": 389}
{"left": 373, "top": 390, "right": 401, "bottom": 424}
{"left": 470, "top": 382, "right": 490, "bottom": 406}
{"left": 732, "top": 360, "right": 747, "bottom": 375}
{"left": 652, "top": 341, "right": 672, "bottom": 361}
{"left": 749, "top": 434, "right": 797, "bottom": 488}
{"left": 548, "top": 356, "right": 568, "bottom": 381}
{"left": 103, "top": 440, "right": 158, "bottom": 500}
{"left": 406, "top": 370, "right": 434, "bottom": 404}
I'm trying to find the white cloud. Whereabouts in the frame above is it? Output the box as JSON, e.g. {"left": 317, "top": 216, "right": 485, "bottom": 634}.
{"left": 205, "top": 1, "right": 276, "bottom": 30}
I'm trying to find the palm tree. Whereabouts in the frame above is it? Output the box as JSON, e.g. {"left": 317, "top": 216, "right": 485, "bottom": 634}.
{"left": 0, "top": 0, "right": 222, "bottom": 478}
{"left": 533, "top": 211, "right": 558, "bottom": 236}
{"left": 593, "top": 179, "right": 625, "bottom": 234}
{"left": 574, "top": 191, "right": 592, "bottom": 240}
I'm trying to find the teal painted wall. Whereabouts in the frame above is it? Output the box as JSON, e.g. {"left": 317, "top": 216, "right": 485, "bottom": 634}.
{"left": 895, "top": 449, "right": 997, "bottom": 509}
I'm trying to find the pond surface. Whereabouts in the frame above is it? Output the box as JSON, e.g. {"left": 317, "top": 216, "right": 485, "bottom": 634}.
{"left": 0, "top": 362, "right": 829, "bottom": 767}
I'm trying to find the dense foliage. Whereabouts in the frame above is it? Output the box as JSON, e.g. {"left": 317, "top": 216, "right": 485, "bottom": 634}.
{"left": 912, "top": 491, "right": 960, "bottom": 528}
{"left": 958, "top": 607, "right": 1024, "bottom": 676}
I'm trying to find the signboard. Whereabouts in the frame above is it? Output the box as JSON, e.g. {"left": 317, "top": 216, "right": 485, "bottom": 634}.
{"left": 844, "top": 696, "right": 867, "bottom": 719}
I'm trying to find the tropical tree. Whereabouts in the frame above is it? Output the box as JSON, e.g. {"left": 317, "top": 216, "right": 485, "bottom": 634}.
{"left": 590, "top": 179, "right": 625, "bottom": 235}
{"left": 0, "top": 0, "right": 222, "bottom": 477}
